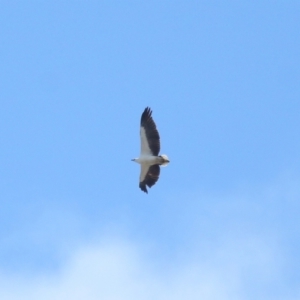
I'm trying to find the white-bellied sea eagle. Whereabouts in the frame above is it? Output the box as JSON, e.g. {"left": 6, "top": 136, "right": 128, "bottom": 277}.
{"left": 132, "top": 107, "right": 170, "bottom": 193}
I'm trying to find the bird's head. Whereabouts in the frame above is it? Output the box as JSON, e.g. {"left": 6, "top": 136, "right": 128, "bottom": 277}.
{"left": 159, "top": 155, "right": 170, "bottom": 166}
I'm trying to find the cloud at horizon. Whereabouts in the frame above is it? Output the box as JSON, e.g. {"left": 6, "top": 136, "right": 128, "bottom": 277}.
{"left": 0, "top": 176, "right": 299, "bottom": 300}
{"left": 0, "top": 235, "right": 287, "bottom": 300}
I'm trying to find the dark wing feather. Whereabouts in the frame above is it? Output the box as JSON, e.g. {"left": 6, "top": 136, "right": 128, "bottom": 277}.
{"left": 139, "top": 164, "right": 160, "bottom": 193}
{"left": 140, "top": 107, "right": 160, "bottom": 156}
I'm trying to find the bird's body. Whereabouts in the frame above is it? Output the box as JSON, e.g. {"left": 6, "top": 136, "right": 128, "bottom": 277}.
{"left": 133, "top": 155, "right": 165, "bottom": 165}
{"left": 132, "top": 107, "right": 170, "bottom": 193}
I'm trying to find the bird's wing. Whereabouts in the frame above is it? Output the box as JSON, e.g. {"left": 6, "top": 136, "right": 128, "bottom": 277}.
{"left": 139, "top": 164, "right": 160, "bottom": 193}
{"left": 140, "top": 107, "right": 160, "bottom": 156}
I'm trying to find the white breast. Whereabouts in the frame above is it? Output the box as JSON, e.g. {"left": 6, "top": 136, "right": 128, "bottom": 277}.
{"left": 135, "top": 155, "right": 157, "bottom": 165}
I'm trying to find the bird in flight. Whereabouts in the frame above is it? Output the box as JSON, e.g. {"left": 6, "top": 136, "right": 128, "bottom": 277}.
{"left": 132, "top": 107, "right": 170, "bottom": 193}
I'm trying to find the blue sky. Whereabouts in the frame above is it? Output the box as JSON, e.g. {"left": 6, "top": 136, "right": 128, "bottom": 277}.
{"left": 0, "top": 1, "right": 300, "bottom": 299}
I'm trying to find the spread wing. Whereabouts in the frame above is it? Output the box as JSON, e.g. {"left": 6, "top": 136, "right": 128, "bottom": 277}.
{"left": 139, "top": 164, "right": 160, "bottom": 193}
{"left": 140, "top": 107, "right": 160, "bottom": 156}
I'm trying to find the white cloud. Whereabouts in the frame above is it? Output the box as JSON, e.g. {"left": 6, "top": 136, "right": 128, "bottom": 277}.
{"left": 0, "top": 235, "right": 286, "bottom": 300}
{"left": 0, "top": 175, "right": 299, "bottom": 300}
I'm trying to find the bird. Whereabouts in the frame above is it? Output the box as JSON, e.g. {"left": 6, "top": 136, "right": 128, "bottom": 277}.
{"left": 131, "top": 107, "right": 170, "bottom": 193}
